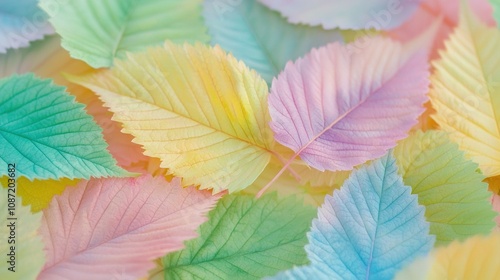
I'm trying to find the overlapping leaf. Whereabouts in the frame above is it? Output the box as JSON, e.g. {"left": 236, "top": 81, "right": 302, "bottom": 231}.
{"left": 72, "top": 42, "right": 274, "bottom": 193}
{"left": 429, "top": 7, "right": 500, "bottom": 176}
{"left": 491, "top": 0, "right": 500, "bottom": 24}
{"left": 394, "top": 130, "right": 496, "bottom": 245}
{"left": 153, "top": 193, "right": 315, "bottom": 279}
{"left": 39, "top": 0, "right": 209, "bottom": 68}
{"left": 259, "top": 0, "right": 421, "bottom": 30}
{"left": 0, "top": 35, "right": 148, "bottom": 167}
{"left": 38, "top": 175, "right": 219, "bottom": 280}
{"left": 0, "top": 74, "right": 127, "bottom": 179}
{"left": 269, "top": 37, "right": 429, "bottom": 172}
{"left": 271, "top": 154, "right": 434, "bottom": 280}
{"left": 0, "top": 0, "right": 53, "bottom": 53}
{"left": 203, "top": 0, "right": 342, "bottom": 83}
{"left": 0, "top": 185, "right": 44, "bottom": 280}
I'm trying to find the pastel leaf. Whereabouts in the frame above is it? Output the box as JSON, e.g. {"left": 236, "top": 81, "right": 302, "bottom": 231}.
{"left": 1, "top": 177, "right": 79, "bottom": 212}
{"left": 388, "top": 0, "right": 495, "bottom": 60}
{"left": 258, "top": 0, "right": 421, "bottom": 30}
{"left": 203, "top": 0, "right": 343, "bottom": 84}
{"left": 0, "top": 35, "right": 148, "bottom": 168}
{"left": 272, "top": 153, "right": 434, "bottom": 280}
{"left": 429, "top": 6, "right": 500, "bottom": 176}
{"left": 72, "top": 43, "right": 274, "bottom": 193}
{"left": 405, "top": 234, "right": 500, "bottom": 279}
{"left": 39, "top": 175, "right": 220, "bottom": 280}
{"left": 0, "top": 0, "right": 53, "bottom": 53}
{"left": 0, "top": 74, "right": 128, "bottom": 179}
{"left": 269, "top": 37, "right": 429, "bottom": 172}
{"left": 394, "top": 130, "right": 496, "bottom": 246}
{"left": 153, "top": 193, "right": 316, "bottom": 279}
{"left": 0, "top": 185, "right": 45, "bottom": 280}
{"left": 490, "top": 0, "right": 500, "bottom": 26}
{"left": 39, "top": 0, "right": 209, "bottom": 68}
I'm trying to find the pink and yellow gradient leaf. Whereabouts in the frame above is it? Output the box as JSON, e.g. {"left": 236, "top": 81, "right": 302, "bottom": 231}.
{"left": 429, "top": 7, "right": 500, "bottom": 177}
{"left": 38, "top": 175, "right": 220, "bottom": 280}
{"left": 258, "top": 0, "right": 421, "bottom": 30}
{"left": 72, "top": 42, "right": 275, "bottom": 193}
{"left": 263, "top": 37, "right": 429, "bottom": 195}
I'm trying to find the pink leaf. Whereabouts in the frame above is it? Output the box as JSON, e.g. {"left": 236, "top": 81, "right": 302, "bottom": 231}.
{"left": 268, "top": 37, "right": 429, "bottom": 172}
{"left": 38, "top": 175, "right": 220, "bottom": 280}
{"left": 388, "top": 0, "right": 495, "bottom": 59}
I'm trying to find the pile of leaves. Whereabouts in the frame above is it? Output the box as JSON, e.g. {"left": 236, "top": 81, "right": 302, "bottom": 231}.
{"left": 1, "top": 0, "right": 500, "bottom": 279}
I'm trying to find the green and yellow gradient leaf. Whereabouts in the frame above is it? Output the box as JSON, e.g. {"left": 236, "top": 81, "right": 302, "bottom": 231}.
{"left": 394, "top": 130, "right": 496, "bottom": 246}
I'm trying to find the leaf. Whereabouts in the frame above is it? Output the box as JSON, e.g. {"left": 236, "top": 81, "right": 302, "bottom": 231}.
{"left": 268, "top": 37, "right": 429, "bottom": 172}
{"left": 0, "top": 185, "right": 45, "bottom": 280}
{"left": 429, "top": 6, "right": 500, "bottom": 177}
{"left": 1, "top": 177, "right": 79, "bottom": 212}
{"left": 408, "top": 234, "right": 500, "bottom": 279}
{"left": 490, "top": 0, "right": 500, "bottom": 26}
{"left": 271, "top": 153, "right": 435, "bottom": 280}
{"left": 38, "top": 175, "right": 220, "bottom": 280}
{"left": 72, "top": 42, "right": 275, "bottom": 193}
{"left": 39, "top": 0, "right": 209, "bottom": 68}
{"left": 0, "top": 36, "right": 148, "bottom": 168}
{"left": 388, "top": 0, "right": 495, "bottom": 60}
{"left": 0, "top": 74, "right": 128, "bottom": 179}
{"left": 203, "top": 0, "right": 342, "bottom": 84}
{"left": 152, "top": 193, "right": 316, "bottom": 280}
{"left": 394, "top": 130, "right": 496, "bottom": 245}
{"left": 0, "top": 0, "right": 53, "bottom": 53}
{"left": 258, "top": 0, "right": 421, "bottom": 30}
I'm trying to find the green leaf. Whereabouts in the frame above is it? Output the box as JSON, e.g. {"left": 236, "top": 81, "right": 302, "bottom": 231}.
{"left": 394, "top": 130, "right": 496, "bottom": 246}
{"left": 203, "top": 0, "right": 342, "bottom": 83}
{"left": 491, "top": 0, "right": 500, "bottom": 26}
{"left": 0, "top": 185, "right": 44, "bottom": 280}
{"left": 39, "top": 0, "right": 209, "bottom": 68}
{"left": 0, "top": 74, "right": 128, "bottom": 179}
{"left": 153, "top": 193, "right": 316, "bottom": 280}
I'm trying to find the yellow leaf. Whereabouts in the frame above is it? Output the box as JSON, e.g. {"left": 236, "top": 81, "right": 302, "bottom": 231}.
{"left": 2, "top": 177, "right": 78, "bottom": 212}
{"left": 0, "top": 186, "right": 45, "bottom": 279}
{"left": 72, "top": 42, "right": 275, "bottom": 193}
{"left": 429, "top": 6, "right": 500, "bottom": 176}
{"left": 428, "top": 234, "right": 500, "bottom": 279}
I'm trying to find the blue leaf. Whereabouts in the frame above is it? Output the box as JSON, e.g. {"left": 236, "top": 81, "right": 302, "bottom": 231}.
{"left": 203, "top": 0, "right": 342, "bottom": 84}
{"left": 271, "top": 153, "right": 435, "bottom": 280}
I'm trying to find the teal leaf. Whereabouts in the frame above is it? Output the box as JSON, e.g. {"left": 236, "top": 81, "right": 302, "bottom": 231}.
{"left": 203, "top": 0, "right": 342, "bottom": 83}
{"left": 153, "top": 193, "right": 316, "bottom": 280}
{"left": 271, "top": 153, "right": 435, "bottom": 280}
{"left": 0, "top": 74, "right": 129, "bottom": 179}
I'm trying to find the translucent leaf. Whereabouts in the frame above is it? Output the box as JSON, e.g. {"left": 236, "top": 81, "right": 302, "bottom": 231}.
{"left": 268, "top": 37, "right": 428, "bottom": 172}
{"left": 39, "top": 0, "right": 209, "bottom": 68}
{"left": 0, "top": 0, "right": 53, "bottom": 52}
{"left": 203, "top": 0, "right": 342, "bottom": 83}
{"left": 429, "top": 6, "right": 500, "bottom": 176}
{"left": 0, "top": 185, "right": 44, "bottom": 280}
{"left": 39, "top": 175, "right": 219, "bottom": 279}
{"left": 259, "top": 0, "right": 421, "bottom": 30}
{"left": 271, "top": 154, "right": 434, "bottom": 279}
{"left": 0, "top": 74, "right": 128, "bottom": 179}
{"left": 153, "top": 193, "right": 316, "bottom": 279}
{"left": 72, "top": 43, "right": 275, "bottom": 193}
